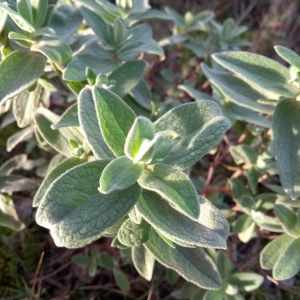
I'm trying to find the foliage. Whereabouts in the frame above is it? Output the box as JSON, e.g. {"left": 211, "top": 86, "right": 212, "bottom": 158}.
{"left": 0, "top": 0, "right": 300, "bottom": 298}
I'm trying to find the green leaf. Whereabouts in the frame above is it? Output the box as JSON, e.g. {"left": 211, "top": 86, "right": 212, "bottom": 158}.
{"left": 0, "top": 51, "right": 46, "bottom": 104}
{"left": 72, "top": 254, "right": 92, "bottom": 266}
{"left": 109, "top": 60, "right": 147, "bottom": 98}
{"left": 260, "top": 234, "right": 294, "bottom": 270}
{"left": 274, "top": 238, "right": 300, "bottom": 279}
{"left": 212, "top": 51, "right": 298, "bottom": 99}
{"left": 202, "top": 64, "right": 275, "bottom": 114}
{"left": 30, "top": 0, "right": 48, "bottom": 28}
{"left": 154, "top": 100, "right": 230, "bottom": 169}
{"left": 17, "top": 0, "right": 33, "bottom": 25}
{"left": 49, "top": 4, "right": 82, "bottom": 40}
{"left": 216, "top": 251, "right": 232, "bottom": 280}
{"left": 51, "top": 103, "right": 79, "bottom": 130}
{"left": 0, "top": 174, "right": 37, "bottom": 193}
{"left": 99, "top": 156, "right": 143, "bottom": 194}
{"left": 272, "top": 98, "right": 300, "bottom": 200}
{"left": 124, "top": 116, "right": 155, "bottom": 160}
{"left": 0, "top": 2, "right": 34, "bottom": 32}
{"left": 246, "top": 166, "right": 259, "bottom": 195}
{"left": 36, "top": 160, "right": 142, "bottom": 248}
{"left": 137, "top": 190, "right": 229, "bottom": 249}
{"left": 203, "top": 290, "right": 224, "bottom": 300}
{"left": 171, "top": 282, "right": 200, "bottom": 299}
{"left": 34, "top": 107, "right": 83, "bottom": 157}
{"left": 229, "top": 144, "right": 257, "bottom": 165}
{"left": 0, "top": 154, "right": 27, "bottom": 176}
{"left": 132, "top": 245, "right": 155, "bottom": 281}
{"left": 13, "top": 84, "right": 49, "bottom": 128}
{"left": 131, "top": 79, "right": 152, "bottom": 110}
{"left": 145, "top": 230, "right": 222, "bottom": 290}
{"left": 31, "top": 39, "right": 72, "bottom": 66}
{"left": 0, "top": 195, "right": 25, "bottom": 231}
{"left": 128, "top": 206, "right": 142, "bottom": 224}
{"left": 97, "top": 252, "right": 114, "bottom": 269}
{"left": 232, "top": 214, "right": 253, "bottom": 234}
{"left": 7, "top": 126, "right": 34, "bottom": 152}
{"left": 274, "top": 204, "right": 298, "bottom": 237}
{"left": 118, "top": 219, "right": 150, "bottom": 247}
{"left": 166, "top": 268, "right": 179, "bottom": 284}
{"left": 228, "top": 272, "right": 264, "bottom": 292}
{"left": 78, "top": 86, "right": 114, "bottom": 159}
{"left": 113, "top": 268, "right": 130, "bottom": 291}
{"left": 93, "top": 87, "right": 136, "bottom": 156}
{"left": 238, "top": 221, "right": 256, "bottom": 243}
{"left": 275, "top": 46, "right": 300, "bottom": 70}
{"left": 251, "top": 211, "right": 283, "bottom": 232}
{"left": 33, "top": 157, "right": 84, "bottom": 207}
{"left": 138, "top": 164, "right": 200, "bottom": 219}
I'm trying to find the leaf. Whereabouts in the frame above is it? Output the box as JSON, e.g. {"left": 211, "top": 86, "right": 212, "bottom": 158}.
{"left": 238, "top": 221, "right": 256, "bottom": 243}
{"left": 118, "top": 219, "right": 150, "bottom": 247}
{"left": 0, "top": 195, "right": 25, "bottom": 231}
{"left": 246, "top": 166, "right": 259, "bottom": 195}
{"left": 93, "top": 87, "right": 136, "bottom": 156}
{"left": 275, "top": 46, "right": 300, "bottom": 69}
{"left": 13, "top": 84, "right": 49, "bottom": 128}
{"left": 97, "top": 253, "right": 114, "bottom": 269}
{"left": 113, "top": 268, "right": 130, "bottom": 291}
{"left": 31, "top": 38, "right": 73, "bottom": 66}
{"left": 232, "top": 214, "right": 253, "bottom": 234}
{"left": 33, "top": 157, "right": 84, "bottom": 207}
{"left": 0, "top": 174, "right": 37, "bottom": 193}
{"left": 17, "top": 0, "right": 33, "bottom": 25}
{"left": 201, "top": 64, "right": 275, "bottom": 114}
{"left": 0, "top": 51, "right": 46, "bottom": 104}
{"left": 154, "top": 100, "right": 230, "bottom": 169}
{"left": 229, "top": 144, "right": 257, "bottom": 165}
{"left": 109, "top": 60, "right": 147, "bottom": 98}
{"left": 128, "top": 206, "right": 142, "bottom": 224}
{"left": 203, "top": 290, "right": 224, "bottom": 300}
{"left": 34, "top": 107, "right": 83, "bottom": 157}
{"left": 130, "top": 79, "right": 152, "bottom": 110}
{"left": 72, "top": 254, "right": 92, "bottom": 266}
{"left": 260, "top": 234, "right": 294, "bottom": 270}
{"left": 212, "top": 52, "right": 299, "bottom": 99}
{"left": 251, "top": 211, "right": 283, "bottom": 232}
{"left": 51, "top": 103, "right": 79, "bottom": 130}
{"left": 228, "top": 272, "right": 264, "bottom": 292}
{"left": 49, "top": 4, "right": 82, "bottom": 40}
{"left": 274, "top": 238, "right": 300, "bottom": 279}
{"left": 171, "top": 282, "right": 200, "bottom": 299}
{"left": 138, "top": 164, "right": 200, "bottom": 219}
{"left": 0, "top": 154, "right": 27, "bottom": 176}
{"left": 99, "top": 156, "right": 143, "bottom": 194}
{"left": 216, "top": 251, "right": 232, "bottom": 280}
{"left": 272, "top": 98, "right": 300, "bottom": 200}
{"left": 7, "top": 126, "right": 34, "bottom": 152}
{"left": 36, "top": 160, "right": 142, "bottom": 248}
{"left": 124, "top": 116, "right": 155, "bottom": 160}
{"left": 137, "top": 190, "right": 228, "bottom": 249}
{"left": 145, "top": 230, "right": 222, "bottom": 290}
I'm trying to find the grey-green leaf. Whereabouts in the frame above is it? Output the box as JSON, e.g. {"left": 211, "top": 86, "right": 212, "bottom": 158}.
{"left": 275, "top": 46, "right": 300, "bottom": 70}
{"left": 154, "top": 100, "right": 230, "bottom": 169}
{"left": 99, "top": 156, "right": 143, "bottom": 194}
{"left": 212, "top": 51, "right": 298, "bottom": 99}
{"left": 78, "top": 86, "right": 114, "bottom": 159}
{"left": 36, "top": 160, "right": 142, "bottom": 248}
{"left": 33, "top": 157, "right": 84, "bottom": 207}
{"left": 118, "top": 219, "right": 151, "bottom": 247}
{"left": 137, "top": 190, "right": 228, "bottom": 249}
{"left": 272, "top": 98, "right": 300, "bottom": 200}
{"left": 93, "top": 87, "right": 136, "bottom": 156}
{"left": 228, "top": 272, "right": 264, "bottom": 292}
{"left": 0, "top": 51, "right": 46, "bottom": 104}
{"left": 138, "top": 164, "right": 200, "bottom": 219}
{"left": 132, "top": 245, "right": 155, "bottom": 281}
{"left": 34, "top": 107, "right": 83, "bottom": 157}
{"left": 145, "top": 230, "right": 222, "bottom": 290}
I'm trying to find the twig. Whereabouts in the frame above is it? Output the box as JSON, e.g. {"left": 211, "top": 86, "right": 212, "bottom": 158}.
{"left": 147, "top": 280, "right": 155, "bottom": 300}
{"left": 31, "top": 251, "right": 45, "bottom": 298}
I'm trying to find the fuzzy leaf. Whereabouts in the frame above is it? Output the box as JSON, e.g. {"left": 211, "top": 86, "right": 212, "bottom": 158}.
{"left": 138, "top": 164, "right": 200, "bottom": 219}
{"left": 31, "top": 38, "right": 72, "bottom": 66}
{"left": 0, "top": 154, "right": 27, "bottom": 176}
{"left": 78, "top": 86, "right": 113, "bottom": 159}
{"left": 275, "top": 46, "right": 300, "bottom": 69}
{"left": 154, "top": 100, "right": 230, "bottom": 169}
{"left": 272, "top": 98, "right": 300, "bottom": 200}
{"left": 36, "top": 160, "right": 142, "bottom": 248}
{"left": 212, "top": 51, "right": 298, "bottom": 99}
{"left": 52, "top": 103, "right": 79, "bottom": 129}
{"left": 228, "top": 272, "right": 264, "bottom": 292}
{"left": 0, "top": 175, "right": 36, "bottom": 193}
{"left": 34, "top": 107, "right": 83, "bottom": 157}
{"left": 109, "top": 60, "right": 147, "bottom": 98}
{"left": 137, "top": 190, "right": 228, "bottom": 248}
{"left": 113, "top": 268, "right": 130, "bottom": 291}
{"left": 93, "top": 87, "right": 136, "bottom": 156}
{"left": 216, "top": 251, "right": 232, "bottom": 281}
{"left": 132, "top": 245, "right": 155, "bottom": 281}
{"left": 145, "top": 230, "right": 222, "bottom": 290}
{"left": 33, "top": 157, "right": 84, "bottom": 207}
{"left": 118, "top": 219, "right": 151, "bottom": 247}
{"left": 0, "top": 51, "right": 46, "bottom": 104}
{"left": 99, "top": 156, "right": 143, "bottom": 194}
